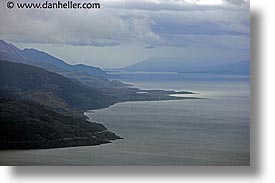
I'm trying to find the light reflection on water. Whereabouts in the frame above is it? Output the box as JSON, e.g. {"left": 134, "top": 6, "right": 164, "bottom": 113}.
{"left": 0, "top": 74, "right": 250, "bottom": 165}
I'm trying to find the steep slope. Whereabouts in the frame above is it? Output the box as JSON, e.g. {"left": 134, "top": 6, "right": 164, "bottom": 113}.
{"left": 21, "top": 48, "right": 73, "bottom": 72}
{"left": 0, "top": 40, "right": 31, "bottom": 64}
{"left": 0, "top": 97, "right": 122, "bottom": 150}
{"left": 0, "top": 60, "right": 115, "bottom": 113}
{"left": 73, "top": 64, "right": 107, "bottom": 77}
{"left": 0, "top": 40, "right": 107, "bottom": 78}
{"left": 0, "top": 60, "right": 122, "bottom": 150}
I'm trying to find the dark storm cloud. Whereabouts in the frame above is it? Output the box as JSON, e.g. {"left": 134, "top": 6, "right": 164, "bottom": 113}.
{"left": 0, "top": 0, "right": 249, "bottom": 49}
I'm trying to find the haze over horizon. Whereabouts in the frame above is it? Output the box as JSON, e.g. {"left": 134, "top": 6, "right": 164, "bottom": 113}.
{"left": 0, "top": 0, "right": 250, "bottom": 68}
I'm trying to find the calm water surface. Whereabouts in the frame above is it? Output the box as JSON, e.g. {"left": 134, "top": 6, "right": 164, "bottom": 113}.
{"left": 0, "top": 73, "right": 250, "bottom": 165}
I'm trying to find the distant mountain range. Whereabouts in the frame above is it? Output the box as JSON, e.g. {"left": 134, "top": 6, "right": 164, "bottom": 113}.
{"left": 201, "top": 60, "right": 250, "bottom": 75}
{"left": 0, "top": 40, "right": 131, "bottom": 96}
{"left": 123, "top": 57, "right": 249, "bottom": 75}
{"left": 0, "top": 40, "right": 106, "bottom": 77}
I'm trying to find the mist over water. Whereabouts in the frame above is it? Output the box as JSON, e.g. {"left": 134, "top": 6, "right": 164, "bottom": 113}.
{"left": 0, "top": 73, "right": 249, "bottom": 165}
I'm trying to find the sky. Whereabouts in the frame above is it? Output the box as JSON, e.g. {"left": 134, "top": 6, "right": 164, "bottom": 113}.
{"left": 0, "top": 0, "right": 250, "bottom": 68}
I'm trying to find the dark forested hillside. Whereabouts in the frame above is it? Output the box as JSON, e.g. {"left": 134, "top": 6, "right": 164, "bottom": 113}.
{"left": 0, "top": 60, "right": 122, "bottom": 150}
{"left": 0, "top": 60, "right": 115, "bottom": 113}
{"left": 0, "top": 98, "right": 122, "bottom": 150}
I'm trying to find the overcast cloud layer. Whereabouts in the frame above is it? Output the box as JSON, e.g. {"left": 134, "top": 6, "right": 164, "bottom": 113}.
{"left": 0, "top": 0, "right": 250, "bottom": 68}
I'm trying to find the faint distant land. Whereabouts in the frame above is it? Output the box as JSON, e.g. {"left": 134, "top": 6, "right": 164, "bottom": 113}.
{"left": 122, "top": 57, "right": 249, "bottom": 75}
